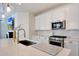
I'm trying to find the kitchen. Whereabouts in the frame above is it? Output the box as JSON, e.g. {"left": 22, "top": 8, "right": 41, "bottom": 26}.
{"left": 0, "top": 3, "right": 79, "bottom": 56}
{"left": 34, "top": 3, "right": 79, "bottom": 56}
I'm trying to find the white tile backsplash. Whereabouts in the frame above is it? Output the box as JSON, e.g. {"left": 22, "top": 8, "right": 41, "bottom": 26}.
{"left": 36, "top": 30, "right": 79, "bottom": 39}
{"left": 67, "top": 30, "right": 79, "bottom": 38}
{"left": 53, "top": 30, "right": 67, "bottom": 36}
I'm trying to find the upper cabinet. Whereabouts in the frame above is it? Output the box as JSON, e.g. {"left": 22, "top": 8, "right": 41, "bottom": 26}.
{"left": 35, "top": 6, "right": 65, "bottom": 30}
{"left": 35, "top": 4, "right": 79, "bottom": 30}
{"left": 35, "top": 11, "right": 52, "bottom": 30}
{"left": 65, "top": 4, "right": 79, "bottom": 30}
{"left": 51, "top": 6, "right": 65, "bottom": 22}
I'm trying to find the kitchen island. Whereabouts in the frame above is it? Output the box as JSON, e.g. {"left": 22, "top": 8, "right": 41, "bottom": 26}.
{"left": 0, "top": 39, "right": 71, "bottom": 56}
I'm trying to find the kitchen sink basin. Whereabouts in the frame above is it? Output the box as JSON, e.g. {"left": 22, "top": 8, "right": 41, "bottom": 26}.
{"left": 19, "top": 40, "right": 36, "bottom": 46}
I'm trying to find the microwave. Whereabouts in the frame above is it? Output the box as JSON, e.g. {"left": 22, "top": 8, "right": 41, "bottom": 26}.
{"left": 52, "top": 20, "right": 66, "bottom": 30}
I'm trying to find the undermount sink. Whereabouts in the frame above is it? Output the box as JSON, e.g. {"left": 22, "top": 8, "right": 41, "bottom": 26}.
{"left": 19, "top": 40, "right": 36, "bottom": 46}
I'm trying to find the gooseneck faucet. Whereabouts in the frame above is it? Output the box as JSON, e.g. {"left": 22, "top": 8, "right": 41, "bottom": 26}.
{"left": 17, "top": 28, "right": 26, "bottom": 43}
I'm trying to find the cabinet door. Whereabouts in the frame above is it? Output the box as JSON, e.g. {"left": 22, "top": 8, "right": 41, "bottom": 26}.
{"left": 35, "top": 15, "right": 46, "bottom": 30}
{"left": 39, "top": 15, "right": 46, "bottom": 30}
{"left": 52, "top": 7, "right": 65, "bottom": 22}
{"left": 35, "top": 16, "right": 40, "bottom": 30}
{"left": 64, "top": 39, "right": 79, "bottom": 56}
{"left": 66, "top": 4, "right": 79, "bottom": 29}
{"left": 35, "top": 12, "right": 52, "bottom": 30}
{"left": 71, "top": 41, "right": 79, "bottom": 56}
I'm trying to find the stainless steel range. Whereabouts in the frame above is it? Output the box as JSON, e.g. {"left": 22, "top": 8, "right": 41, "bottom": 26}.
{"left": 49, "top": 35, "right": 67, "bottom": 47}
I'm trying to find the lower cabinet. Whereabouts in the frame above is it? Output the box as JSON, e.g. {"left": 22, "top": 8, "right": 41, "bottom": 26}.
{"left": 64, "top": 38, "right": 79, "bottom": 56}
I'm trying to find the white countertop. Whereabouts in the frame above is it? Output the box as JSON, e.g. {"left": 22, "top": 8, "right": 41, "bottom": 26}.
{"left": 0, "top": 39, "right": 71, "bottom": 56}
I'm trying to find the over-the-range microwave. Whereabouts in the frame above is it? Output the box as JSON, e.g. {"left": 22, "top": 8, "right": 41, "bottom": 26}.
{"left": 51, "top": 20, "right": 66, "bottom": 30}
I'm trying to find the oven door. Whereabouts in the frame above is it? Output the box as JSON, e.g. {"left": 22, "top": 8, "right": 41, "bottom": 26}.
{"left": 49, "top": 40, "right": 64, "bottom": 47}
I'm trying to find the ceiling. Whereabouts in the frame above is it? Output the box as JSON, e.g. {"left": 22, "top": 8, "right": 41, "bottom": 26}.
{"left": 11, "top": 3, "right": 64, "bottom": 14}
{"left": 0, "top": 3, "right": 65, "bottom": 17}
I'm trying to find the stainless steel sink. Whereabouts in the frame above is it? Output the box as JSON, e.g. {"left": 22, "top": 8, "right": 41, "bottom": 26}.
{"left": 19, "top": 40, "right": 36, "bottom": 46}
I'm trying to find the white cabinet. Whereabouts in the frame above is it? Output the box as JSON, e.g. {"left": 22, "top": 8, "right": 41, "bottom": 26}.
{"left": 35, "top": 4, "right": 79, "bottom": 30}
{"left": 53, "top": 4, "right": 79, "bottom": 30}
{"left": 35, "top": 5, "right": 65, "bottom": 30}
{"left": 35, "top": 11, "right": 52, "bottom": 30}
{"left": 66, "top": 4, "right": 79, "bottom": 29}
{"left": 52, "top": 4, "right": 79, "bottom": 29}
{"left": 52, "top": 7, "right": 65, "bottom": 22}
{"left": 64, "top": 38, "right": 79, "bottom": 56}
{"left": 35, "top": 16, "right": 40, "bottom": 30}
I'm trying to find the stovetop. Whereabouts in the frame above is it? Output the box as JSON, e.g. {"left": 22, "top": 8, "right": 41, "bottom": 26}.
{"left": 49, "top": 35, "right": 67, "bottom": 38}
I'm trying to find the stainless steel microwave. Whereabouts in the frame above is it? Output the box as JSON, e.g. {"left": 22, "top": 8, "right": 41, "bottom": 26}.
{"left": 52, "top": 20, "right": 66, "bottom": 30}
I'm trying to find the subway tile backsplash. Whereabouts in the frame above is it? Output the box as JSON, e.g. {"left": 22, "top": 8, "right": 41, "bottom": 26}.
{"left": 36, "top": 30, "right": 79, "bottom": 39}
{"left": 54, "top": 30, "right": 79, "bottom": 38}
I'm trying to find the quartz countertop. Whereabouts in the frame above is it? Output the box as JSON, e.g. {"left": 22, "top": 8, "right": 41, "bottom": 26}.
{"left": 32, "top": 43, "right": 63, "bottom": 56}
{"left": 0, "top": 39, "right": 71, "bottom": 56}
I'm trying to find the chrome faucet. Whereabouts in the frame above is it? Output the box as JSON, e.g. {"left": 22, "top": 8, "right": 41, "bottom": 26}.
{"left": 17, "top": 28, "right": 26, "bottom": 43}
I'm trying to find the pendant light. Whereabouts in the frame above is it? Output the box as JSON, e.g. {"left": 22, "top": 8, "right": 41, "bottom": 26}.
{"left": 7, "top": 4, "right": 11, "bottom": 12}
{"left": 1, "top": 14, "right": 5, "bottom": 19}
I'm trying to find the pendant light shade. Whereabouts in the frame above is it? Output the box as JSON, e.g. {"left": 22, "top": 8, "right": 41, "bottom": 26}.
{"left": 2, "top": 14, "right": 5, "bottom": 19}
{"left": 7, "top": 4, "right": 11, "bottom": 12}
